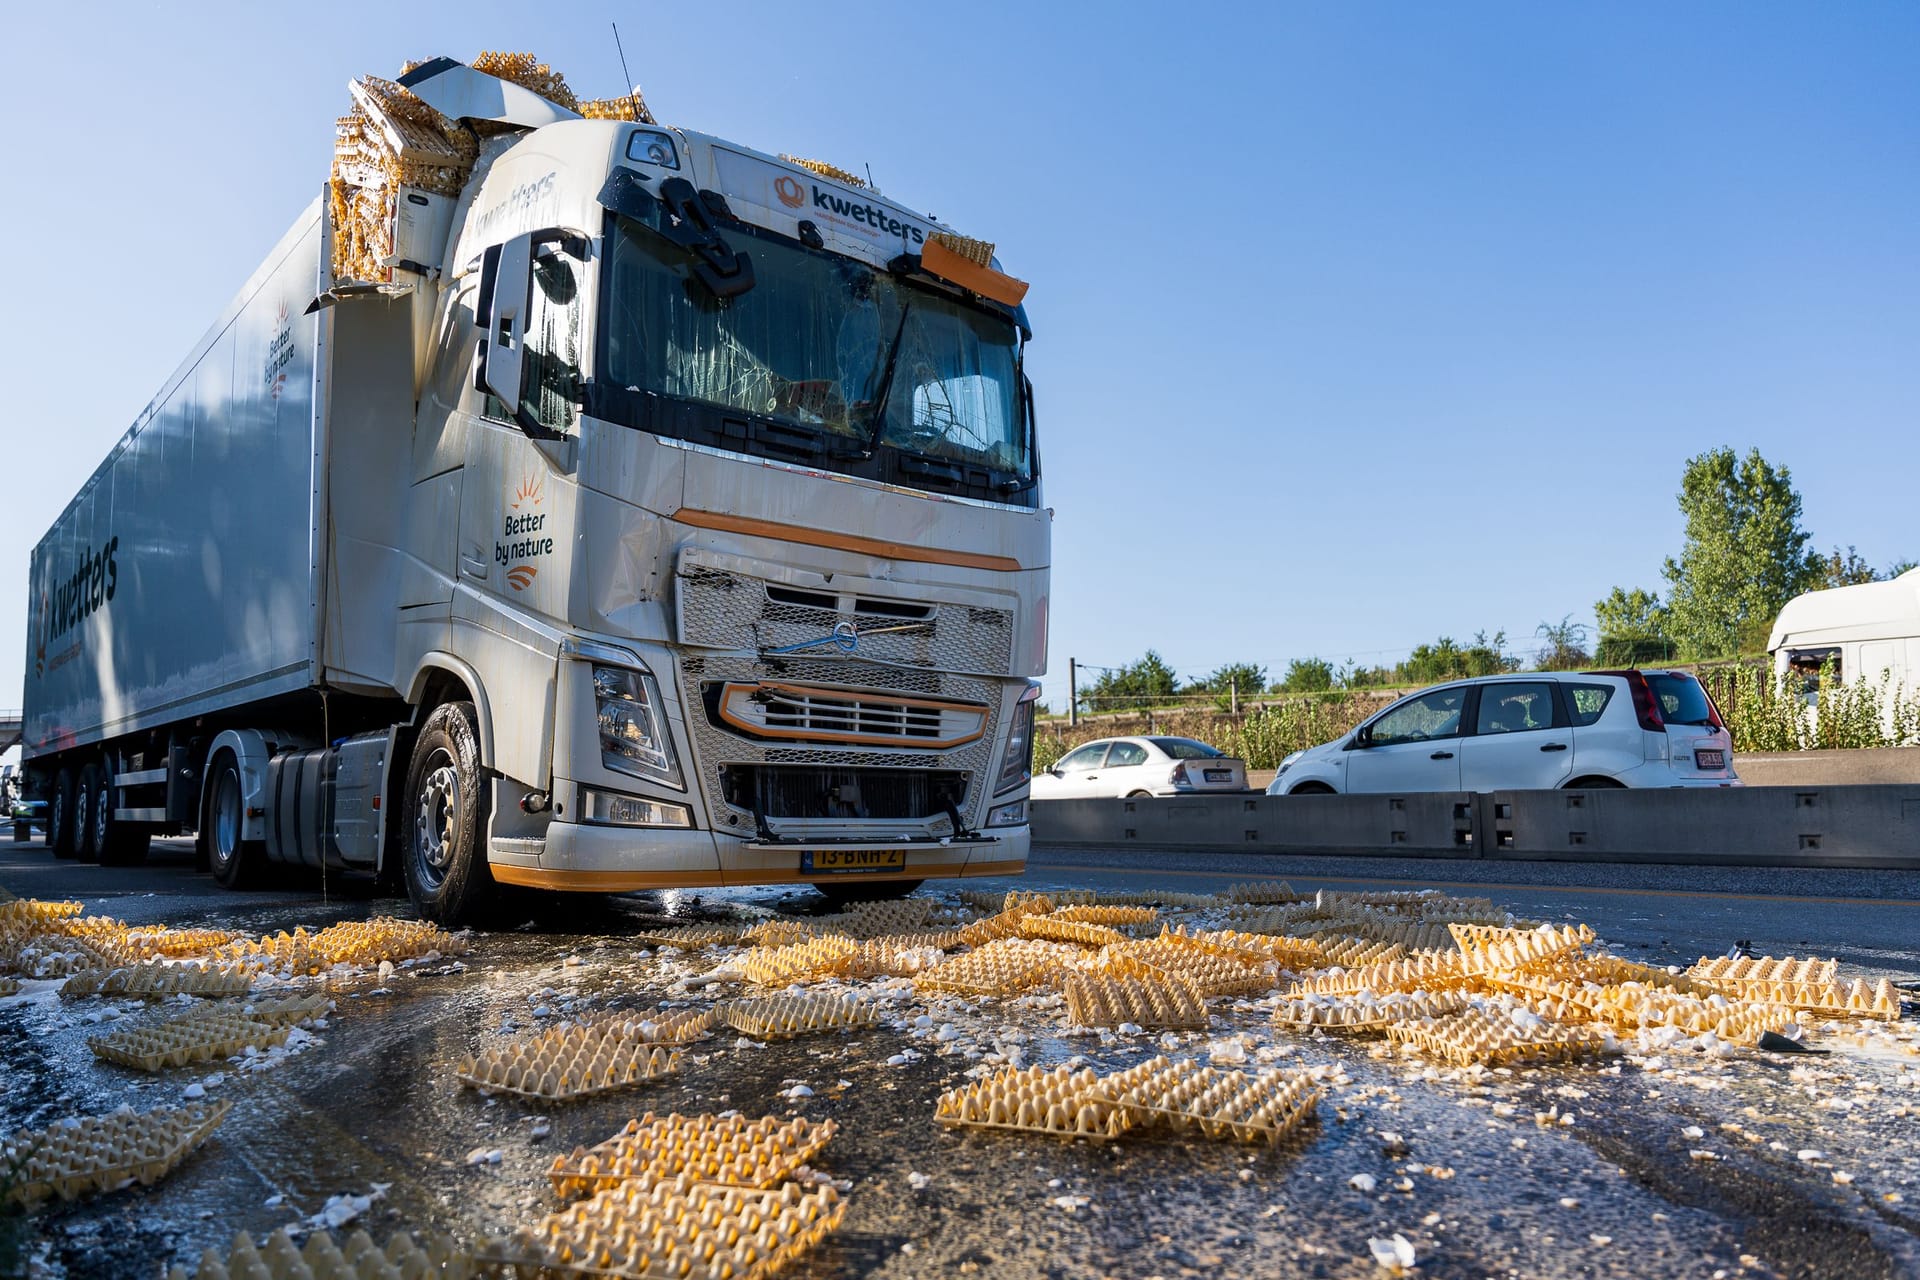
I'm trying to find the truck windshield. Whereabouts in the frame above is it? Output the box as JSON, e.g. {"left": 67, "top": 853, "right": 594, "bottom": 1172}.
{"left": 599, "top": 215, "right": 1031, "bottom": 496}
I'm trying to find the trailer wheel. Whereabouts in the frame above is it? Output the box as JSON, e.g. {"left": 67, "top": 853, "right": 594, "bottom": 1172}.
{"left": 403, "top": 701, "right": 495, "bottom": 925}
{"left": 49, "top": 769, "right": 76, "bottom": 858}
{"left": 76, "top": 764, "right": 107, "bottom": 864}
{"left": 206, "top": 752, "right": 261, "bottom": 888}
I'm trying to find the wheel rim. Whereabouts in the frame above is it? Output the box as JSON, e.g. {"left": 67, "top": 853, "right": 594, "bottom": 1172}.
{"left": 212, "top": 769, "right": 241, "bottom": 868}
{"left": 49, "top": 787, "right": 64, "bottom": 849}
{"left": 414, "top": 750, "right": 461, "bottom": 890}
{"left": 93, "top": 787, "right": 109, "bottom": 851}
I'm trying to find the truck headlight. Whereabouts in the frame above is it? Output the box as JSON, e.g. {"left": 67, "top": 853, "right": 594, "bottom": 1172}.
{"left": 986, "top": 799, "right": 1027, "bottom": 827}
{"left": 592, "top": 664, "right": 683, "bottom": 788}
{"left": 994, "top": 683, "right": 1041, "bottom": 795}
{"left": 582, "top": 788, "right": 693, "bottom": 828}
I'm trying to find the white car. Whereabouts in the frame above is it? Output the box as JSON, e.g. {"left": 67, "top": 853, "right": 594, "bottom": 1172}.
{"left": 1032, "top": 736, "right": 1250, "bottom": 799}
{"left": 1266, "top": 669, "right": 1740, "bottom": 794}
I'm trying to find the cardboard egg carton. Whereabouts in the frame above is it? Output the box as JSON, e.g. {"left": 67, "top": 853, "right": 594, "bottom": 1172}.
{"left": 1219, "top": 880, "right": 1302, "bottom": 905}
{"left": 740, "top": 935, "right": 859, "bottom": 987}
{"left": 1272, "top": 988, "right": 1476, "bottom": 1033}
{"left": 241, "top": 993, "right": 335, "bottom": 1026}
{"left": 579, "top": 92, "right": 657, "bottom": 123}
{"left": 1709, "top": 977, "right": 1900, "bottom": 1021}
{"left": 631, "top": 923, "right": 749, "bottom": 951}
{"left": 1450, "top": 923, "right": 1595, "bottom": 974}
{"left": 61, "top": 961, "right": 253, "bottom": 1001}
{"left": 815, "top": 897, "right": 937, "bottom": 939}
{"left": 1017, "top": 915, "right": 1129, "bottom": 949}
{"left": 456, "top": 1023, "right": 683, "bottom": 1102}
{"left": 89, "top": 1010, "right": 288, "bottom": 1071}
{"left": 743, "top": 919, "right": 817, "bottom": 948}
{"left": 5, "top": 934, "right": 124, "bottom": 978}
{"left": 165, "top": 1227, "right": 471, "bottom": 1280}
{"left": 935, "top": 1064, "right": 1134, "bottom": 1139}
{"left": 847, "top": 934, "right": 956, "bottom": 978}
{"left": 1063, "top": 972, "right": 1209, "bottom": 1030}
{"left": 1048, "top": 904, "right": 1158, "bottom": 927}
{"left": 1478, "top": 973, "right": 1615, "bottom": 1025}
{"left": 1709, "top": 1002, "right": 1798, "bottom": 1043}
{"left": 1688, "top": 955, "right": 1840, "bottom": 989}
{"left": 1102, "top": 1055, "right": 1322, "bottom": 1145}
{"left": 721, "top": 994, "right": 878, "bottom": 1040}
{"left": 309, "top": 918, "right": 470, "bottom": 965}
{"left": 1316, "top": 937, "right": 1409, "bottom": 968}
{"left": 1282, "top": 951, "right": 1471, "bottom": 999}
{"left": 914, "top": 938, "right": 1083, "bottom": 996}
{"left": 597, "top": 1008, "right": 718, "bottom": 1045}
{"left": 954, "top": 897, "right": 1059, "bottom": 948}
{"left": 478, "top": 1173, "right": 845, "bottom": 1280}
{"left": 1101, "top": 943, "right": 1274, "bottom": 998}
{"left": 1151, "top": 923, "right": 1275, "bottom": 968}
{"left": 1321, "top": 918, "right": 1459, "bottom": 954}
{"left": 5, "top": 1100, "right": 230, "bottom": 1208}
{"left": 548, "top": 1112, "right": 837, "bottom": 1198}
{"left": 0, "top": 899, "right": 84, "bottom": 927}
{"left": 1384, "top": 1008, "right": 1604, "bottom": 1066}
{"left": 1550, "top": 954, "right": 1704, "bottom": 994}
{"left": 121, "top": 928, "right": 242, "bottom": 960}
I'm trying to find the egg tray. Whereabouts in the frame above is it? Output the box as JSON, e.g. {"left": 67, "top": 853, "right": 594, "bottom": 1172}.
{"left": 846, "top": 935, "right": 955, "bottom": 978}
{"left": 1017, "top": 915, "right": 1130, "bottom": 949}
{"left": 548, "top": 1113, "right": 838, "bottom": 1198}
{"left": 1091, "top": 889, "right": 1219, "bottom": 910}
{"left": 1047, "top": 905, "right": 1158, "bottom": 927}
{"left": 1688, "top": 955, "right": 1840, "bottom": 989}
{"left": 1282, "top": 952, "right": 1472, "bottom": 999}
{"left": 476, "top": 1174, "right": 845, "bottom": 1280}
{"left": 1476, "top": 973, "right": 1616, "bottom": 1025}
{"left": 1219, "top": 880, "right": 1302, "bottom": 905}
{"left": 1384, "top": 1008, "right": 1605, "bottom": 1067}
{"left": 62, "top": 962, "right": 253, "bottom": 1001}
{"left": 1708, "top": 1003, "right": 1799, "bottom": 1043}
{"left": 89, "top": 1010, "right": 289, "bottom": 1072}
{"left": 1710, "top": 977, "right": 1900, "bottom": 1021}
{"left": 1101, "top": 944, "right": 1275, "bottom": 998}
{"left": 721, "top": 994, "right": 879, "bottom": 1041}
{"left": 1222, "top": 903, "right": 1322, "bottom": 935}
{"left": 1272, "top": 988, "right": 1477, "bottom": 1033}
{"left": 1320, "top": 918, "right": 1460, "bottom": 955}
{"left": 954, "top": 898, "right": 1059, "bottom": 948}
{"left": 630, "top": 923, "right": 749, "bottom": 951}
{"left": 740, "top": 936, "right": 859, "bottom": 987}
{"left": 1063, "top": 972, "right": 1209, "bottom": 1031}
{"left": 914, "top": 939, "right": 1085, "bottom": 996}
{"left": 743, "top": 919, "right": 817, "bottom": 948}
{"left": 4, "top": 1100, "right": 231, "bottom": 1208}
{"left": 122, "top": 928, "right": 242, "bottom": 960}
{"left": 241, "top": 993, "right": 335, "bottom": 1026}
{"left": 599, "top": 1008, "right": 718, "bottom": 1045}
{"left": 309, "top": 917, "right": 470, "bottom": 966}
{"left": 165, "top": 1228, "right": 472, "bottom": 1280}
{"left": 3, "top": 933, "right": 126, "bottom": 978}
{"left": 814, "top": 897, "right": 936, "bottom": 939}
{"left": 1450, "top": 923, "right": 1596, "bottom": 974}
{"left": 1101, "top": 1055, "right": 1323, "bottom": 1145}
{"left": 1550, "top": 954, "right": 1705, "bottom": 994}
{"left": 1316, "top": 937, "right": 1410, "bottom": 968}
{"left": 1150, "top": 924, "right": 1277, "bottom": 968}
{"left": 934, "top": 1064, "right": 1135, "bottom": 1140}
{"left": 456, "top": 1023, "right": 684, "bottom": 1103}
{"left": 1183, "top": 926, "right": 1327, "bottom": 971}
{"left": 579, "top": 93, "right": 657, "bottom": 123}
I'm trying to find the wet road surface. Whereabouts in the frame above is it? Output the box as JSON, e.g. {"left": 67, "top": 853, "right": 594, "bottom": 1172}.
{"left": 2, "top": 840, "right": 1917, "bottom": 1280}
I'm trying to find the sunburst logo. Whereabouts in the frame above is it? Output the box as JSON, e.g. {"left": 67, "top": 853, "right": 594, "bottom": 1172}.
{"left": 511, "top": 471, "right": 543, "bottom": 510}
{"left": 506, "top": 564, "right": 539, "bottom": 591}
{"left": 774, "top": 175, "right": 806, "bottom": 209}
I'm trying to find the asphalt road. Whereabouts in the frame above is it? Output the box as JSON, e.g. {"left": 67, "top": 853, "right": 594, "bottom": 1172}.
{"left": 3, "top": 839, "right": 1918, "bottom": 1280}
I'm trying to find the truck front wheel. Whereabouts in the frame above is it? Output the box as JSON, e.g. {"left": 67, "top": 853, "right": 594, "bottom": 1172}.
{"left": 49, "top": 769, "right": 76, "bottom": 858}
{"left": 206, "top": 752, "right": 261, "bottom": 888}
{"left": 403, "top": 701, "right": 495, "bottom": 925}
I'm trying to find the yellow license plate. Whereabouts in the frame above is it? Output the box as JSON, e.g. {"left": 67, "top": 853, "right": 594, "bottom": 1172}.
{"left": 803, "top": 848, "right": 908, "bottom": 873}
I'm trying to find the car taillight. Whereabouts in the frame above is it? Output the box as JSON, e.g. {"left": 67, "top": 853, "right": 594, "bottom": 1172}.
{"left": 1170, "top": 762, "right": 1189, "bottom": 785}
{"left": 1623, "top": 671, "right": 1666, "bottom": 732}
{"left": 1702, "top": 685, "right": 1726, "bottom": 730}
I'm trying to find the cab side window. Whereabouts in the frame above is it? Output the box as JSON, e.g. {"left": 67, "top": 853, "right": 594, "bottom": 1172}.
{"left": 486, "top": 253, "right": 583, "bottom": 432}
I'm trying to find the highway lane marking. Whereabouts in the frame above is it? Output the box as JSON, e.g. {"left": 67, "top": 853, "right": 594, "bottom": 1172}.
{"left": 1027, "top": 859, "right": 1920, "bottom": 909}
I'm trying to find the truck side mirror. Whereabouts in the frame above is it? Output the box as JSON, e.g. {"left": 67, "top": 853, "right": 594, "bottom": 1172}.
{"left": 474, "top": 227, "right": 588, "bottom": 442}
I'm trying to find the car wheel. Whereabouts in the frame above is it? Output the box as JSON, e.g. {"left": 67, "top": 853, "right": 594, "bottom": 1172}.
{"left": 817, "top": 880, "right": 924, "bottom": 908}
{"left": 49, "top": 769, "right": 75, "bottom": 858}
{"left": 403, "top": 701, "right": 495, "bottom": 925}
{"left": 76, "top": 764, "right": 106, "bottom": 864}
{"left": 1289, "top": 782, "right": 1336, "bottom": 795}
{"left": 1564, "top": 777, "right": 1624, "bottom": 790}
{"left": 206, "top": 752, "right": 263, "bottom": 888}
{"left": 1125, "top": 790, "right": 1153, "bottom": 799}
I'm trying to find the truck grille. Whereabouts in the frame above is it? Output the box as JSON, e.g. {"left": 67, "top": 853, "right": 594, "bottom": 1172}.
{"left": 720, "top": 765, "right": 968, "bottom": 821}
{"left": 712, "top": 681, "right": 989, "bottom": 749}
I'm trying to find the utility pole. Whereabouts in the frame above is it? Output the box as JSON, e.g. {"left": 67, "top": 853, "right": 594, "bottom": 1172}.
{"left": 1067, "top": 658, "right": 1078, "bottom": 726}
{"left": 1230, "top": 676, "right": 1239, "bottom": 716}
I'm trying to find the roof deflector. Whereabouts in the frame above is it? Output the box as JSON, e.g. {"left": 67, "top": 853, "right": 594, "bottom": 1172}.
{"left": 397, "top": 57, "right": 581, "bottom": 129}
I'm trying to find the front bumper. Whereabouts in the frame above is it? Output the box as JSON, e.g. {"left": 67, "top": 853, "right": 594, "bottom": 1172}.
{"left": 488, "top": 819, "right": 1029, "bottom": 892}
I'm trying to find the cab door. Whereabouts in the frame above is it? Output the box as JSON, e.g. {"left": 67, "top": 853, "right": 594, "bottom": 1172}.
{"left": 1345, "top": 686, "right": 1469, "bottom": 792}
{"left": 1458, "top": 680, "right": 1572, "bottom": 791}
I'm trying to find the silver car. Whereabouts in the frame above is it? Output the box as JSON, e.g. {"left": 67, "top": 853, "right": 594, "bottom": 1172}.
{"left": 1032, "top": 736, "right": 1250, "bottom": 799}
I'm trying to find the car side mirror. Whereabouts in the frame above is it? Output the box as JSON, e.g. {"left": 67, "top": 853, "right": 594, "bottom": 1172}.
{"left": 1351, "top": 727, "right": 1372, "bottom": 749}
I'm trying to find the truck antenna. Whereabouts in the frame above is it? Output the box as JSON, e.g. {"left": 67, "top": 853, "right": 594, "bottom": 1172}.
{"left": 611, "top": 22, "right": 642, "bottom": 121}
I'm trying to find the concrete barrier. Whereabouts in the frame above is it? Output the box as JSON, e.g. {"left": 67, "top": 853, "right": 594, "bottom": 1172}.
{"left": 1733, "top": 746, "right": 1920, "bottom": 787}
{"left": 1032, "top": 785, "right": 1920, "bottom": 870}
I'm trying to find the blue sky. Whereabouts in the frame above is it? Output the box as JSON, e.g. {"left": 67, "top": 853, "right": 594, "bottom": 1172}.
{"left": 2, "top": 2, "right": 1914, "bottom": 722}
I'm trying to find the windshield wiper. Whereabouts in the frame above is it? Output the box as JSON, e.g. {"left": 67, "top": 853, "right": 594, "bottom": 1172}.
{"left": 856, "top": 304, "right": 912, "bottom": 458}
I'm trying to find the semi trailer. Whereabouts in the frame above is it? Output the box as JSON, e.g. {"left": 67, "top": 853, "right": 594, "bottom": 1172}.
{"left": 21, "top": 55, "right": 1047, "bottom": 922}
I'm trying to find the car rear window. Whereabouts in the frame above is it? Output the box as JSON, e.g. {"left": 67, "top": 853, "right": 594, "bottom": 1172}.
{"left": 1148, "top": 738, "right": 1223, "bottom": 759}
{"left": 1564, "top": 683, "right": 1615, "bottom": 727}
{"left": 1648, "top": 673, "right": 1717, "bottom": 726}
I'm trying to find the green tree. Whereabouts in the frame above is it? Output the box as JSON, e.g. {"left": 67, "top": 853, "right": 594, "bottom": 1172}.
{"left": 1593, "top": 587, "right": 1672, "bottom": 666}
{"left": 1082, "top": 650, "right": 1179, "bottom": 712}
{"left": 1397, "top": 631, "right": 1518, "bottom": 685}
{"left": 1819, "top": 545, "right": 1878, "bottom": 589}
{"left": 1186, "top": 662, "right": 1268, "bottom": 711}
{"left": 1534, "top": 615, "right": 1592, "bottom": 671}
{"left": 1276, "top": 657, "right": 1337, "bottom": 694}
{"left": 1889, "top": 559, "right": 1917, "bottom": 578}
{"left": 1661, "top": 447, "right": 1822, "bottom": 659}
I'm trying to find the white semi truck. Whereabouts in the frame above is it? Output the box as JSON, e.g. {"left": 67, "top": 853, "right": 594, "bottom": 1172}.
{"left": 21, "top": 57, "right": 1047, "bottom": 922}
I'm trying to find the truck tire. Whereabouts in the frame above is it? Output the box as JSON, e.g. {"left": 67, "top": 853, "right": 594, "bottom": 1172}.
{"left": 205, "top": 752, "right": 262, "bottom": 888}
{"left": 76, "top": 764, "right": 107, "bottom": 864}
{"left": 49, "top": 769, "right": 76, "bottom": 858}
{"left": 402, "top": 701, "right": 495, "bottom": 925}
